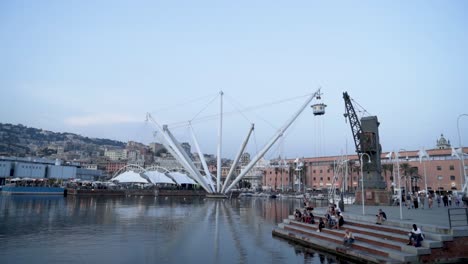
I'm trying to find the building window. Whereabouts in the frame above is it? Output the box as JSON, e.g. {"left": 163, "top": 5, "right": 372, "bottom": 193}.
{"left": 450, "top": 175, "right": 456, "bottom": 181}
{"left": 313, "top": 170, "right": 316, "bottom": 173}
{"left": 320, "top": 170, "right": 323, "bottom": 173}
{"left": 437, "top": 166, "right": 442, "bottom": 171}
{"left": 313, "top": 177, "right": 316, "bottom": 181}
{"left": 437, "top": 175, "right": 443, "bottom": 180}
{"left": 270, "top": 171, "right": 272, "bottom": 174}
{"left": 327, "top": 177, "right": 330, "bottom": 181}
{"left": 449, "top": 165, "right": 454, "bottom": 170}
{"left": 327, "top": 169, "right": 330, "bottom": 173}
{"left": 320, "top": 177, "right": 323, "bottom": 181}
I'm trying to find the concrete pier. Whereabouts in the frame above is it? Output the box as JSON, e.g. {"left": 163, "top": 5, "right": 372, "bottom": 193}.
{"left": 273, "top": 204, "right": 468, "bottom": 263}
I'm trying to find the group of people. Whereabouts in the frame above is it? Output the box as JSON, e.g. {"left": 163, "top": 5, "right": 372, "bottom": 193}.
{"left": 402, "top": 192, "right": 465, "bottom": 209}
{"left": 293, "top": 203, "right": 425, "bottom": 248}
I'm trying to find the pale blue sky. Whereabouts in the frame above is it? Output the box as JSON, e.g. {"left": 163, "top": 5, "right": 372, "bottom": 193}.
{"left": 1, "top": 1, "right": 467, "bottom": 159}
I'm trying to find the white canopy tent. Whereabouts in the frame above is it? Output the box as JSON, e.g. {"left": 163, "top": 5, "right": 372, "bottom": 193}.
{"left": 112, "top": 171, "right": 148, "bottom": 184}
{"left": 167, "top": 171, "right": 197, "bottom": 185}
{"left": 144, "top": 171, "right": 176, "bottom": 184}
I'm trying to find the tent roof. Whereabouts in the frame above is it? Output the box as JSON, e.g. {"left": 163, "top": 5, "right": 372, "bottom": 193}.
{"left": 168, "top": 172, "right": 196, "bottom": 185}
{"left": 144, "top": 171, "right": 175, "bottom": 184}
{"left": 113, "top": 171, "right": 148, "bottom": 183}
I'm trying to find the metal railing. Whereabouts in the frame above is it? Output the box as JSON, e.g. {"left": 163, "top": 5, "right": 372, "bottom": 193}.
{"left": 448, "top": 208, "right": 468, "bottom": 228}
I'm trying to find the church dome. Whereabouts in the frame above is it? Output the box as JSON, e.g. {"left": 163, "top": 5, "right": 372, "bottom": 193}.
{"left": 436, "top": 134, "right": 451, "bottom": 149}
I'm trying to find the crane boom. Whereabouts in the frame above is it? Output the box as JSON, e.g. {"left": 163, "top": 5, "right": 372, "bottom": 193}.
{"left": 343, "top": 92, "right": 363, "bottom": 156}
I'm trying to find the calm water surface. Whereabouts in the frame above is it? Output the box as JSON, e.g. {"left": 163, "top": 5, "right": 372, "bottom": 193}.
{"left": 0, "top": 195, "right": 352, "bottom": 264}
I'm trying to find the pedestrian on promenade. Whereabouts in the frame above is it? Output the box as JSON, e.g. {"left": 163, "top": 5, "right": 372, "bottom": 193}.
{"left": 448, "top": 194, "right": 452, "bottom": 207}
{"left": 428, "top": 193, "right": 433, "bottom": 209}
{"left": 376, "top": 209, "right": 387, "bottom": 225}
{"left": 413, "top": 194, "right": 419, "bottom": 209}
{"left": 420, "top": 193, "right": 425, "bottom": 209}
{"left": 443, "top": 194, "right": 449, "bottom": 207}
{"left": 406, "top": 193, "right": 412, "bottom": 209}
{"left": 437, "top": 194, "right": 441, "bottom": 207}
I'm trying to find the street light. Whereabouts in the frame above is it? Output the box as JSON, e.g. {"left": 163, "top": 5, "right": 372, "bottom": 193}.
{"left": 396, "top": 149, "right": 408, "bottom": 220}
{"left": 457, "top": 114, "right": 468, "bottom": 191}
{"left": 359, "top": 153, "right": 371, "bottom": 215}
{"left": 339, "top": 159, "right": 349, "bottom": 212}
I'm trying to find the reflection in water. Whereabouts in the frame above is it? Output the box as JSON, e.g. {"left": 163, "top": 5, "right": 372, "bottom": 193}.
{"left": 0, "top": 196, "right": 353, "bottom": 264}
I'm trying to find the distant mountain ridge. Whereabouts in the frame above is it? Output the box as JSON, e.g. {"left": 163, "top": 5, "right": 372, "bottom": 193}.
{"left": 0, "top": 123, "right": 125, "bottom": 156}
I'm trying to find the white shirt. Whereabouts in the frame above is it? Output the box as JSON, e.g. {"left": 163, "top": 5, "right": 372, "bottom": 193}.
{"left": 411, "top": 228, "right": 421, "bottom": 235}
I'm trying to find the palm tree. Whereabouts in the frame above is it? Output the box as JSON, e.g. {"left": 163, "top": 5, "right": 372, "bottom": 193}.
{"left": 382, "top": 163, "right": 394, "bottom": 191}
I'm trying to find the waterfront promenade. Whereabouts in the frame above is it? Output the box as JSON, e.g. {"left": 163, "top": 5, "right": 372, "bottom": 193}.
{"left": 274, "top": 200, "right": 468, "bottom": 263}
{"left": 336, "top": 203, "right": 466, "bottom": 228}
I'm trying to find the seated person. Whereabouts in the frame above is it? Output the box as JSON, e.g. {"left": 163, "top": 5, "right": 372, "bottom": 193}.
{"left": 325, "top": 213, "right": 336, "bottom": 228}
{"left": 343, "top": 229, "right": 355, "bottom": 246}
{"left": 294, "top": 209, "right": 302, "bottom": 221}
{"left": 408, "top": 224, "right": 424, "bottom": 247}
{"left": 376, "top": 209, "right": 387, "bottom": 225}
{"left": 308, "top": 211, "right": 315, "bottom": 224}
{"left": 317, "top": 218, "right": 325, "bottom": 232}
{"left": 333, "top": 212, "right": 344, "bottom": 230}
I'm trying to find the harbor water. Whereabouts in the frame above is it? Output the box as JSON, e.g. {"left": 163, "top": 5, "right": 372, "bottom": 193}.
{"left": 0, "top": 195, "right": 353, "bottom": 264}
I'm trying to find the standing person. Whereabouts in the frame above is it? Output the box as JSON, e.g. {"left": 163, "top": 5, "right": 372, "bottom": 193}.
{"left": 376, "top": 209, "right": 387, "bottom": 225}
{"left": 437, "top": 194, "right": 441, "bottom": 207}
{"left": 343, "top": 229, "right": 355, "bottom": 247}
{"left": 406, "top": 193, "right": 412, "bottom": 209}
{"left": 448, "top": 194, "right": 452, "bottom": 207}
{"left": 420, "top": 193, "right": 425, "bottom": 209}
{"left": 428, "top": 193, "right": 433, "bottom": 209}
{"left": 443, "top": 194, "right": 449, "bottom": 207}
{"left": 413, "top": 194, "right": 419, "bottom": 209}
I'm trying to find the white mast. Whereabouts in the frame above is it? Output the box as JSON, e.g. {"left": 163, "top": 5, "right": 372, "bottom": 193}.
{"left": 216, "top": 91, "right": 223, "bottom": 192}
{"left": 221, "top": 124, "right": 255, "bottom": 193}
{"left": 147, "top": 114, "right": 212, "bottom": 193}
{"left": 163, "top": 125, "right": 212, "bottom": 192}
{"left": 189, "top": 123, "right": 215, "bottom": 192}
{"left": 224, "top": 89, "right": 319, "bottom": 193}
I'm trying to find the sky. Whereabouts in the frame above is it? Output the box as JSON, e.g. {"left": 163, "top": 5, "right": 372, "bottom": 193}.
{"left": 1, "top": 1, "right": 467, "bottom": 160}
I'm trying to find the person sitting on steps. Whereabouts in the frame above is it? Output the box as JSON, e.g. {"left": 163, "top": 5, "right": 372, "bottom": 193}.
{"left": 407, "top": 224, "right": 424, "bottom": 247}
{"left": 333, "top": 212, "right": 344, "bottom": 230}
{"left": 317, "top": 218, "right": 325, "bottom": 232}
{"left": 376, "top": 209, "right": 387, "bottom": 225}
{"left": 343, "top": 229, "right": 355, "bottom": 247}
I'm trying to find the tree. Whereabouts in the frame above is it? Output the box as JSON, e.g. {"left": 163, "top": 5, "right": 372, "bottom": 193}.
{"left": 382, "top": 163, "right": 394, "bottom": 191}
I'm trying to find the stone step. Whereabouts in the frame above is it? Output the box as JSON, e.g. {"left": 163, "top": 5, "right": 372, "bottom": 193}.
{"left": 288, "top": 218, "right": 444, "bottom": 245}
{"left": 273, "top": 228, "right": 403, "bottom": 264}
{"left": 276, "top": 224, "right": 419, "bottom": 263}
{"left": 287, "top": 220, "right": 432, "bottom": 255}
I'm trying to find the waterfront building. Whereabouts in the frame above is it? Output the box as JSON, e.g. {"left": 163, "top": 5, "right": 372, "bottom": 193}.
{"left": 264, "top": 147, "right": 467, "bottom": 193}
{"left": 0, "top": 156, "right": 103, "bottom": 182}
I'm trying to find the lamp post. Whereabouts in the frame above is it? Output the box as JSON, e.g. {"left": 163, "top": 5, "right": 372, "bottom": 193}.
{"left": 457, "top": 114, "right": 468, "bottom": 191}
{"left": 396, "top": 149, "right": 408, "bottom": 220}
{"left": 359, "top": 153, "right": 371, "bottom": 215}
{"left": 339, "top": 159, "right": 348, "bottom": 212}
